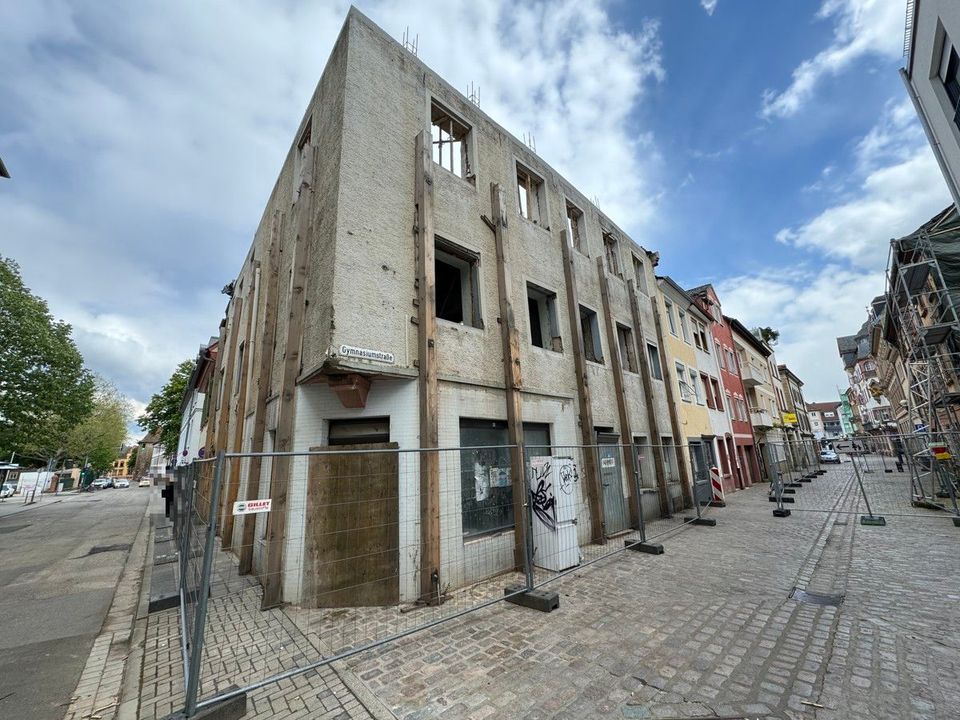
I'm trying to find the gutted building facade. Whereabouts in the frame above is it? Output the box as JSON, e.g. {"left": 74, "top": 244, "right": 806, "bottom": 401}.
{"left": 201, "top": 8, "right": 685, "bottom": 606}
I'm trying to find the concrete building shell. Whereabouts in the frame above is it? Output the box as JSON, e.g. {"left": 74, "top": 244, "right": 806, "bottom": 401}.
{"left": 199, "top": 8, "right": 683, "bottom": 605}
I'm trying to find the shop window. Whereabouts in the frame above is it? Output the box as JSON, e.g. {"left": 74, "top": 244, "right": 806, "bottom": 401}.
{"left": 460, "top": 419, "right": 550, "bottom": 537}
{"left": 527, "top": 283, "right": 562, "bottom": 352}
{"left": 435, "top": 238, "right": 482, "bottom": 328}
{"left": 580, "top": 305, "right": 603, "bottom": 364}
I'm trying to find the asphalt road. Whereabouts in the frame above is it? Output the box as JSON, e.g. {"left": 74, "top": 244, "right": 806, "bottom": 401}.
{"left": 0, "top": 487, "right": 150, "bottom": 720}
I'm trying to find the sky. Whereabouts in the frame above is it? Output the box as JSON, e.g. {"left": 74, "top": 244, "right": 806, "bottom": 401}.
{"left": 0, "top": 0, "right": 952, "bottom": 435}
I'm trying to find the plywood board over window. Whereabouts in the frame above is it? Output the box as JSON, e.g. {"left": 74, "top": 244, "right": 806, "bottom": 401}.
{"left": 302, "top": 442, "right": 399, "bottom": 608}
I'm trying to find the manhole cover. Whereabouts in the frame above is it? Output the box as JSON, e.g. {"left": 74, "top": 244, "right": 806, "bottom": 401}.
{"left": 85, "top": 543, "right": 131, "bottom": 556}
{"left": 0, "top": 524, "right": 29, "bottom": 535}
{"left": 791, "top": 587, "right": 844, "bottom": 606}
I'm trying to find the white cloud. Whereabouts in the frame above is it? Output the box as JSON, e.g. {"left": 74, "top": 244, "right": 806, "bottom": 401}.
{"left": 701, "top": 0, "right": 718, "bottom": 16}
{"left": 761, "top": 0, "right": 905, "bottom": 119}
{"left": 774, "top": 98, "right": 951, "bottom": 269}
{"left": 718, "top": 265, "right": 884, "bottom": 401}
{"left": 0, "top": 1, "right": 663, "bottom": 405}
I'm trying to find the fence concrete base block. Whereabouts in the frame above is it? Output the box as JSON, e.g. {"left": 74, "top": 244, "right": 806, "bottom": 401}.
{"left": 786, "top": 482, "right": 803, "bottom": 488}
{"left": 816, "top": 470, "right": 827, "bottom": 475}
{"left": 860, "top": 515, "right": 886, "bottom": 527}
{"left": 783, "top": 488, "right": 796, "bottom": 494}
{"left": 936, "top": 491, "right": 952, "bottom": 499}
{"left": 773, "top": 508, "right": 791, "bottom": 518}
{"left": 708, "top": 500, "right": 726, "bottom": 508}
{"left": 625, "top": 540, "right": 665, "bottom": 554}
{"left": 684, "top": 517, "right": 717, "bottom": 527}
{"left": 504, "top": 585, "right": 559, "bottom": 612}
{"left": 160, "top": 688, "right": 247, "bottom": 720}
{"left": 953, "top": 517, "right": 960, "bottom": 528}
{"left": 884, "top": 469, "right": 893, "bottom": 473}
{"left": 798, "top": 478, "right": 812, "bottom": 483}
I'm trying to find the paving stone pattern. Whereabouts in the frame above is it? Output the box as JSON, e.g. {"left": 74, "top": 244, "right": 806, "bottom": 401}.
{"left": 343, "top": 464, "right": 960, "bottom": 719}
{"left": 142, "top": 462, "right": 959, "bottom": 719}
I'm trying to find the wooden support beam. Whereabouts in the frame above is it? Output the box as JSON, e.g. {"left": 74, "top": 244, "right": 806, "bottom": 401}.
{"left": 261, "top": 153, "right": 314, "bottom": 610}
{"left": 239, "top": 218, "right": 282, "bottom": 576}
{"left": 221, "top": 273, "right": 258, "bottom": 550}
{"left": 217, "top": 295, "right": 246, "bottom": 540}
{"left": 596, "top": 257, "right": 639, "bottom": 529}
{"left": 490, "top": 182, "right": 527, "bottom": 568}
{"left": 559, "top": 231, "right": 605, "bottom": 543}
{"left": 210, "top": 300, "right": 240, "bottom": 527}
{"left": 414, "top": 130, "right": 441, "bottom": 602}
{"left": 649, "top": 294, "right": 694, "bottom": 509}
{"left": 626, "top": 279, "right": 671, "bottom": 517}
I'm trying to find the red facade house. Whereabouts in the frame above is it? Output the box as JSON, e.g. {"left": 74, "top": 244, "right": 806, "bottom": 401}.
{"left": 687, "top": 284, "right": 761, "bottom": 490}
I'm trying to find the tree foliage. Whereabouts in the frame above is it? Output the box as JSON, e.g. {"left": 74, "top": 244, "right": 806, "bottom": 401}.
{"left": 752, "top": 326, "right": 780, "bottom": 347}
{"left": 67, "top": 377, "right": 132, "bottom": 474}
{"left": 139, "top": 359, "right": 195, "bottom": 457}
{"left": 0, "top": 257, "right": 94, "bottom": 462}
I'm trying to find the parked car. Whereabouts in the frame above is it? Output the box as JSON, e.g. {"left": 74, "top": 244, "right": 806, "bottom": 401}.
{"left": 819, "top": 450, "right": 840, "bottom": 464}
{"left": 138, "top": 478, "right": 151, "bottom": 488}
{"left": 91, "top": 477, "right": 112, "bottom": 489}
{"left": 0, "top": 483, "right": 15, "bottom": 498}
{"left": 114, "top": 478, "right": 130, "bottom": 488}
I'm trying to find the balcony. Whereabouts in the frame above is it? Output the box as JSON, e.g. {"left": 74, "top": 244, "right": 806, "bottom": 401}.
{"left": 750, "top": 408, "right": 774, "bottom": 429}
{"left": 740, "top": 363, "right": 766, "bottom": 388}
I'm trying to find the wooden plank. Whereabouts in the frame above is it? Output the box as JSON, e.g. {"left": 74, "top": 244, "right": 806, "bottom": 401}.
{"left": 596, "top": 257, "right": 638, "bottom": 529}
{"left": 261, "top": 149, "right": 314, "bottom": 610}
{"left": 221, "top": 277, "right": 257, "bottom": 550}
{"left": 239, "top": 217, "right": 282, "bottom": 575}
{"left": 303, "top": 443, "right": 400, "bottom": 607}
{"left": 414, "top": 130, "right": 441, "bottom": 602}
{"left": 216, "top": 296, "right": 244, "bottom": 535}
{"left": 626, "top": 279, "right": 671, "bottom": 517}
{"left": 211, "top": 298, "right": 240, "bottom": 530}
{"left": 559, "top": 231, "right": 605, "bottom": 543}
{"left": 649, "top": 293, "right": 694, "bottom": 509}
{"left": 490, "top": 182, "right": 527, "bottom": 567}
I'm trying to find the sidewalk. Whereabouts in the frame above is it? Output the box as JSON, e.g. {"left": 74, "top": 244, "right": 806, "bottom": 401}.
{"left": 130, "top": 466, "right": 960, "bottom": 719}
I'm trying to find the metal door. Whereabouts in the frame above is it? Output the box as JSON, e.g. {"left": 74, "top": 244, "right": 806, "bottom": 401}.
{"left": 689, "top": 441, "right": 712, "bottom": 506}
{"left": 597, "top": 435, "right": 630, "bottom": 535}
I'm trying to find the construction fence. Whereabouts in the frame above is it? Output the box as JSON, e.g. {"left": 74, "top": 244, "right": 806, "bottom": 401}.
{"left": 766, "top": 433, "right": 960, "bottom": 525}
{"left": 170, "top": 434, "right": 959, "bottom": 716}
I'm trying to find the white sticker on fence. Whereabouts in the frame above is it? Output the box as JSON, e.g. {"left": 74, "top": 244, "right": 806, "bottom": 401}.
{"left": 233, "top": 499, "right": 272, "bottom": 515}
{"left": 600, "top": 457, "right": 616, "bottom": 469}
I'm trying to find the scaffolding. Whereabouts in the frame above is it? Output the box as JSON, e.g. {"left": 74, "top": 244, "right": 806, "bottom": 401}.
{"left": 885, "top": 206, "right": 960, "bottom": 512}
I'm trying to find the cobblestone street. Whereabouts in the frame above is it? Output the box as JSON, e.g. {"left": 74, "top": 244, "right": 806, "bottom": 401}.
{"left": 138, "top": 461, "right": 960, "bottom": 719}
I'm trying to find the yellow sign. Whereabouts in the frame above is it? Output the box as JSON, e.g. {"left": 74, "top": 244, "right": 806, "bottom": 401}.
{"left": 782, "top": 412, "right": 798, "bottom": 425}
{"left": 930, "top": 444, "right": 952, "bottom": 461}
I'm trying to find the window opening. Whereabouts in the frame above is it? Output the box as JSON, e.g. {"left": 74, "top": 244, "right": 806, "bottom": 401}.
{"left": 617, "top": 324, "right": 637, "bottom": 373}
{"left": 431, "top": 101, "right": 472, "bottom": 179}
{"left": 565, "top": 201, "right": 584, "bottom": 252}
{"left": 435, "top": 238, "right": 482, "bottom": 328}
{"left": 580, "top": 305, "right": 603, "bottom": 363}
{"left": 517, "top": 163, "right": 545, "bottom": 224}
{"left": 603, "top": 231, "right": 620, "bottom": 275}
{"left": 527, "top": 284, "right": 561, "bottom": 352}
{"left": 647, "top": 343, "right": 663, "bottom": 380}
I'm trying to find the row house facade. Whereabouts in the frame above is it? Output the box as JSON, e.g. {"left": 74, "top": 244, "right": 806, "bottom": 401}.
{"left": 806, "top": 402, "right": 843, "bottom": 441}
{"left": 689, "top": 285, "right": 762, "bottom": 490}
{"left": 186, "top": 7, "right": 820, "bottom": 608}
{"left": 656, "top": 277, "right": 735, "bottom": 504}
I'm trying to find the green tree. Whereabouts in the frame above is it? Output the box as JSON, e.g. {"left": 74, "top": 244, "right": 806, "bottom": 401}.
{"left": 752, "top": 326, "right": 780, "bottom": 347}
{"left": 0, "top": 257, "right": 94, "bottom": 463}
{"left": 127, "top": 445, "right": 139, "bottom": 476}
{"left": 66, "top": 377, "right": 132, "bottom": 474}
{"left": 139, "top": 359, "right": 195, "bottom": 457}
